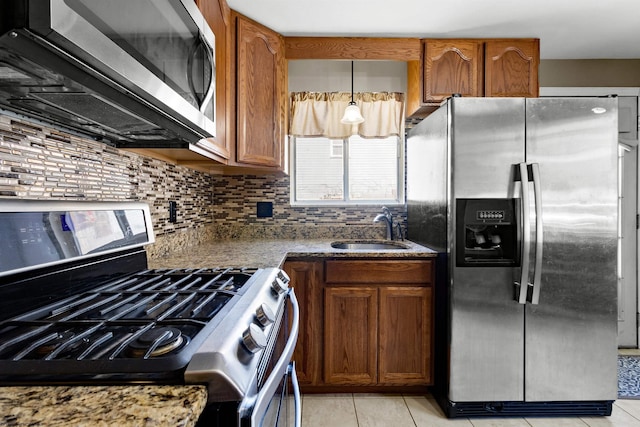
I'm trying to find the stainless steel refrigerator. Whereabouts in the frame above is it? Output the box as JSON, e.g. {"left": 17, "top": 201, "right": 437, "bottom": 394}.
{"left": 407, "top": 97, "right": 619, "bottom": 417}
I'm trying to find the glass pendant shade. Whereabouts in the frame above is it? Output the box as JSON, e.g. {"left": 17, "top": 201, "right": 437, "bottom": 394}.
{"left": 341, "top": 101, "right": 365, "bottom": 124}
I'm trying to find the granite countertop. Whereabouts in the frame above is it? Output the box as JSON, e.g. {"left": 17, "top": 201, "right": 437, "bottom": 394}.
{"left": 0, "top": 385, "right": 207, "bottom": 427}
{"left": 147, "top": 238, "right": 437, "bottom": 270}
{"left": 0, "top": 239, "right": 434, "bottom": 426}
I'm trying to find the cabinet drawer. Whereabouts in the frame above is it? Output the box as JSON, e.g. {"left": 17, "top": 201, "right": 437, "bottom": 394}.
{"left": 325, "top": 260, "right": 432, "bottom": 284}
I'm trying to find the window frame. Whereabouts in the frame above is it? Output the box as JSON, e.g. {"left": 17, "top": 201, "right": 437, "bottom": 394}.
{"left": 289, "top": 134, "right": 405, "bottom": 207}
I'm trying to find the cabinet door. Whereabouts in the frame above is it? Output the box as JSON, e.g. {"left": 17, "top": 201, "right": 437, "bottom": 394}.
{"left": 235, "top": 15, "right": 285, "bottom": 167}
{"left": 283, "top": 260, "right": 323, "bottom": 386}
{"left": 484, "top": 39, "right": 539, "bottom": 97}
{"left": 196, "top": 0, "right": 231, "bottom": 160}
{"left": 423, "top": 40, "right": 483, "bottom": 103}
{"left": 324, "top": 287, "right": 378, "bottom": 385}
{"left": 379, "top": 286, "right": 433, "bottom": 385}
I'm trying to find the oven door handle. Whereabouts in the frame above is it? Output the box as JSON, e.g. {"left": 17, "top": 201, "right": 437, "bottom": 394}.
{"left": 240, "top": 288, "right": 300, "bottom": 426}
{"left": 289, "top": 361, "right": 302, "bottom": 427}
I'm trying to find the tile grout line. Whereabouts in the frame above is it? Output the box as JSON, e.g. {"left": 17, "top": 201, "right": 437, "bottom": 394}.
{"left": 400, "top": 395, "right": 419, "bottom": 427}
{"left": 612, "top": 400, "right": 640, "bottom": 424}
{"left": 351, "top": 393, "right": 361, "bottom": 427}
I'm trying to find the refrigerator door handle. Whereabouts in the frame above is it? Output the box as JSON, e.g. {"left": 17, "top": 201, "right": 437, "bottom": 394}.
{"left": 529, "top": 163, "right": 543, "bottom": 305}
{"left": 516, "top": 162, "right": 531, "bottom": 304}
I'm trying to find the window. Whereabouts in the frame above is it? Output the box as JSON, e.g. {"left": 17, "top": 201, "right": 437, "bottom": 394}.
{"left": 291, "top": 134, "right": 403, "bottom": 204}
{"left": 288, "top": 91, "right": 405, "bottom": 205}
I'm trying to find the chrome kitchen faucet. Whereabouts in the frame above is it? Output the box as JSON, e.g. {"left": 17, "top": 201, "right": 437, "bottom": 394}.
{"left": 373, "top": 206, "right": 394, "bottom": 240}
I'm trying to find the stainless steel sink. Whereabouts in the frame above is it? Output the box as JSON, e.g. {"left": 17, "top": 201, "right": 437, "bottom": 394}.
{"left": 330, "top": 241, "right": 409, "bottom": 250}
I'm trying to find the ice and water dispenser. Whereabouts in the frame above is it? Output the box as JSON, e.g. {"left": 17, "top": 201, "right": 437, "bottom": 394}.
{"left": 456, "top": 199, "right": 520, "bottom": 267}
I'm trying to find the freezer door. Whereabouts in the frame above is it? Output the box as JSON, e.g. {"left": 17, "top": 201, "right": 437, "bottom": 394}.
{"left": 407, "top": 104, "right": 449, "bottom": 251}
{"left": 449, "top": 98, "right": 526, "bottom": 402}
{"left": 524, "top": 97, "right": 618, "bottom": 401}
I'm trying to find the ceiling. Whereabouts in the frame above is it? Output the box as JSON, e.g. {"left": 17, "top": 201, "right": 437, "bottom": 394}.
{"left": 226, "top": 0, "right": 640, "bottom": 59}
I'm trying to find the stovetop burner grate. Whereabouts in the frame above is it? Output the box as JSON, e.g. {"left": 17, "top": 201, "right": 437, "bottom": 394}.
{"left": 0, "top": 267, "right": 258, "bottom": 365}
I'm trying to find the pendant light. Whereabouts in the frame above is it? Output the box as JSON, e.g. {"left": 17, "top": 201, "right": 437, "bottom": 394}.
{"left": 340, "top": 61, "right": 365, "bottom": 125}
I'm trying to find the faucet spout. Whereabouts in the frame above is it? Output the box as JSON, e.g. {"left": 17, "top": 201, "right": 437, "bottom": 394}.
{"left": 373, "top": 207, "right": 394, "bottom": 240}
{"left": 373, "top": 213, "right": 388, "bottom": 222}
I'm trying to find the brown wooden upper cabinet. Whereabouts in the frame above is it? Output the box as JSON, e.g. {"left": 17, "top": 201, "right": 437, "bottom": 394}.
{"left": 423, "top": 39, "right": 484, "bottom": 104}
{"left": 233, "top": 12, "right": 286, "bottom": 170}
{"left": 484, "top": 39, "right": 539, "bottom": 98}
{"left": 408, "top": 38, "right": 539, "bottom": 118}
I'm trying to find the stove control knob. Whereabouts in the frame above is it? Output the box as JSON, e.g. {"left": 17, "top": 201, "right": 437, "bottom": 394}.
{"left": 242, "top": 324, "right": 267, "bottom": 354}
{"left": 256, "top": 303, "right": 275, "bottom": 327}
{"left": 272, "top": 277, "right": 289, "bottom": 295}
{"left": 277, "top": 270, "right": 291, "bottom": 284}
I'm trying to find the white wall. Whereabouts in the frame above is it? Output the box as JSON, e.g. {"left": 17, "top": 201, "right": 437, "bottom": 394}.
{"left": 288, "top": 60, "right": 407, "bottom": 93}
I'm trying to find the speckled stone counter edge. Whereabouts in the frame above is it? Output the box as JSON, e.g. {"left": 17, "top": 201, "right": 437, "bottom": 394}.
{"left": 0, "top": 385, "right": 207, "bottom": 427}
{"left": 147, "top": 223, "right": 388, "bottom": 259}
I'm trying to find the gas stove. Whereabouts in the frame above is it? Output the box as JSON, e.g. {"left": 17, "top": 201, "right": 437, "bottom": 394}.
{"left": 0, "top": 200, "right": 300, "bottom": 426}
{"left": 0, "top": 266, "right": 265, "bottom": 380}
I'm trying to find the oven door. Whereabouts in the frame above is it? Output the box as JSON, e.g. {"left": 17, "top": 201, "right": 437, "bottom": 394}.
{"left": 248, "top": 362, "right": 300, "bottom": 427}
{"left": 239, "top": 289, "right": 301, "bottom": 427}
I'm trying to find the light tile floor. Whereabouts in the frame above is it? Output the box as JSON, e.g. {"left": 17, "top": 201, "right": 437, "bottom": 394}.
{"left": 302, "top": 350, "right": 640, "bottom": 426}
{"left": 301, "top": 393, "right": 640, "bottom": 427}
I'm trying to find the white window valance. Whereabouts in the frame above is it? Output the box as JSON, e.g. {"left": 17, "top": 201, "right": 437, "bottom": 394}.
{"left": 289, "top": 92, "right": 405, "bottom": 139}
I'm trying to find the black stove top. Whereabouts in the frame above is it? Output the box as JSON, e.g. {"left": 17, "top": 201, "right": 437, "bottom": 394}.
{"left": 14, "top": 267, "right": 257, "bottom": 323}
{"left": 0, "top": 267, "right": 258, "bottom": 383}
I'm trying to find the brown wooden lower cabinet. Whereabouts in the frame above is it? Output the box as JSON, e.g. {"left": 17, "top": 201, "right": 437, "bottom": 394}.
{"left": 379, "top": 286, "right": 432, "bottom": 384}
{"left": 283, "top": 258, "right": 434, "bottom": 391}
{"left": 324, "top": 286, "right": 378, "bottom": 385}
{"left": 283, "top": 260, "right": 323, "bottom": 386}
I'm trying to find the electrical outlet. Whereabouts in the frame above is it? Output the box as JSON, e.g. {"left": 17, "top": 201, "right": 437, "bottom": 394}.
{"left": 169, "top": 201, "right": 177, "bottom": 223}
{"left": 257, "top": 202, "right": 273, "bottom": 218}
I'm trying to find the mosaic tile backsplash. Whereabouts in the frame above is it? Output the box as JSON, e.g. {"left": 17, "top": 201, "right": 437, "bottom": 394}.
{"left": 0, "top": 114, "right": 407, "bottom": 258}
{"left": 212, "top": 174, "right": 406, "bottom": 227}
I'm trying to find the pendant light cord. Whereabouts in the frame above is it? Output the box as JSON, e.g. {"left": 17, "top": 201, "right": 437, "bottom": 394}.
{"left": 350, "top": 61, "right": 355, "bottom": 103}
{"left": 340, "top": 60, "right": 364, "bottom": 124}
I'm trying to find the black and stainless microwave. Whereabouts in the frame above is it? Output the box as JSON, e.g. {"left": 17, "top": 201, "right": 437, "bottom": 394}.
{"left": 0, "top": 0, "right": 216, "bottom": 151}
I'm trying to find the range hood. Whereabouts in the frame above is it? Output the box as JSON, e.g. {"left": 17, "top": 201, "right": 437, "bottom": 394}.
{"left": 0, "top": 0, "right": 222, "bottom": 161}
